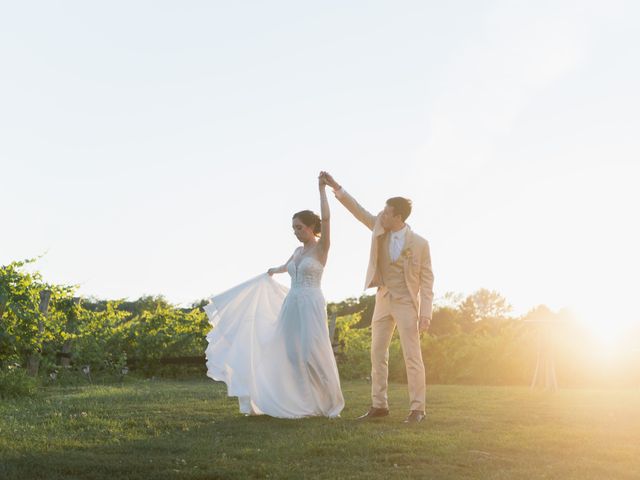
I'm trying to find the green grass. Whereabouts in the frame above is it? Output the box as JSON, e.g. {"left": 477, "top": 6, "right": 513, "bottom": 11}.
{"left": 1, "top": 379, "right": 639, "bottom": 479}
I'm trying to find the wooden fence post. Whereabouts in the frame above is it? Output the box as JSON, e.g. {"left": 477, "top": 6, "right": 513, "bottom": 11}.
{"left": 26, "top": 290, "right": 51, "bottom": 377}
{"left": 328, "top": 313, "right": 339, "bottom": 354}
{"left": 529, "top": 320, "right": 557, "bottom": 392}
{"left": 60, "top": 297, "right": 81, "bottom": 367}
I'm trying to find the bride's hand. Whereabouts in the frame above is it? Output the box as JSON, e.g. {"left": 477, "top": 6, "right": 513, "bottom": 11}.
{"left": 318, "top": 173, "right": 327, "bottom": 188}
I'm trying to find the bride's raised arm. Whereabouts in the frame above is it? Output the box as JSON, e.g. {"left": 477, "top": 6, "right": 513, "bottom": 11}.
{"left": 317, "top": 175, "right": 330, "bottom": 266}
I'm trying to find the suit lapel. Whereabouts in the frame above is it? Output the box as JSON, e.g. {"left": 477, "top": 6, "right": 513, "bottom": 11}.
{"left": 402, "top": 227, "right": 414, "bottom": 279}
{"left": 403, "top": 227, "right": 414, "bottom": 261}
{"left": 365, "top": 214, "right": 387, "bottom": 288}
{"left": 373, "top": 213, "right": 386, "bottom": 237}
{"left": 372, "top": 214, "right": 387, "bottom": 264}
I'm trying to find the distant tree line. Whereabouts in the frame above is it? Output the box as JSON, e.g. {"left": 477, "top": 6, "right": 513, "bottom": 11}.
{"left": 2, "top": 259, "right": 639, "bottom": 397}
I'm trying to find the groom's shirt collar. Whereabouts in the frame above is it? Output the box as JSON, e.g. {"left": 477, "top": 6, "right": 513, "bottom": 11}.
{"left": 390, "top": 224, "right": 408, "bottom": 240}
{"left": 389, "top": 225, "right": 408, "bottom": 262}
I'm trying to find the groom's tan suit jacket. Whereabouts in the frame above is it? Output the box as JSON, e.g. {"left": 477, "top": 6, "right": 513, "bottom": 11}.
{"left": 334, "top": 188, "right": 434, "bottom": 322}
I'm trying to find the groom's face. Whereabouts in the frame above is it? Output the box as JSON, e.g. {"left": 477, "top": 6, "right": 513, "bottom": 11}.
{"left": 380, "top": 205, "right": 398, "bottom": 231}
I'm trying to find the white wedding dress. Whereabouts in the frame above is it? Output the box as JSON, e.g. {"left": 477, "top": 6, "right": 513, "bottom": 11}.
{"left": 204, "top": 251, "right": 344, "bottom": 418}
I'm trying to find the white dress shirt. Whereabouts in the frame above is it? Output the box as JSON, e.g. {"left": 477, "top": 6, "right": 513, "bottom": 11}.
{"left": 389, "top": 225, "right": 408, "bottom": 263}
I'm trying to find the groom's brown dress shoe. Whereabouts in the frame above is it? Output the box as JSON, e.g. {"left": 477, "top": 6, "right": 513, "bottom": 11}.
{"left": 403, "top": 410, "right": 425, "bottom": 424}
{"left": 356, "top": 407, "right": 389, "bottom": 420}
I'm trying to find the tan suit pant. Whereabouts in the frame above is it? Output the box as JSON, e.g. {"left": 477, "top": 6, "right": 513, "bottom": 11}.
{"left": 371, "top": 291, "right": 426, "bottom": 411}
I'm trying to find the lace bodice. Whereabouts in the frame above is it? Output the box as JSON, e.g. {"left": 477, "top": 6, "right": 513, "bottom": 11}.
{"left": 287, "top": 254, "right": 324, "bottom": 289}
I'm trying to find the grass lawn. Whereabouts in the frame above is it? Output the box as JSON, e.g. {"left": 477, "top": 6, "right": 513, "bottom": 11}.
{"left": 1, "top": 379, "right": 639, "bottom": 479}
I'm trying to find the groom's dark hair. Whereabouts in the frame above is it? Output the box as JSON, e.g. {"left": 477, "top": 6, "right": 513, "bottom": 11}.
{"left": 386, "top": 197, "right": 412, "bottom": 222}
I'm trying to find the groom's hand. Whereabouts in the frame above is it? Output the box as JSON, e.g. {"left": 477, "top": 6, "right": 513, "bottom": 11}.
{"left": 419, "top": 316, "right": 430, "bottom": 333}
{"left": 320, "top": 171, "right": 340, "bottom": 190}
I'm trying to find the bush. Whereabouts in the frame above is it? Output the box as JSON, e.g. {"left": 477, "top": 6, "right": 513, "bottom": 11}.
{"left": 334, "top": 314, "right": 371, "bottom": 380}
{"left": 0, "top": 366, "right": 37, "bottom": 399}
{"left": 334, "top": 317, "right": 536, "bottom": 386}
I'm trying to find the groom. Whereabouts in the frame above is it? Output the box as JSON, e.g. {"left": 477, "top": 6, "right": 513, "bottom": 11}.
{"left": 320, "top": 171, "right": 434, "bottom": 424}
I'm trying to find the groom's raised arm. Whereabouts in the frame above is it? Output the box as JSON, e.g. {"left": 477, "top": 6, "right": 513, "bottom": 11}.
{"left": 320, "top": 172, "right": 376, "bottom": 231}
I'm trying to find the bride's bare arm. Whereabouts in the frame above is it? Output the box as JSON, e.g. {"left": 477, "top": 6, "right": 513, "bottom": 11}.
{"left": 267, "top": 253, "right": 294, "bottom": 276}
{"left": 317, "top": 176, "right": 330, "bottom": 265}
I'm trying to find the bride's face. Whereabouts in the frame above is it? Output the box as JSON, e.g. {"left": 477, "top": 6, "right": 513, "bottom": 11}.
{"left": 292, "top": 218, "right": 314, "bottom": 243}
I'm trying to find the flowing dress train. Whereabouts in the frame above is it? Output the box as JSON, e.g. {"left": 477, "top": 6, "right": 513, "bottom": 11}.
{"left": 204, "top": 255, "right": 344, "bottom": 418}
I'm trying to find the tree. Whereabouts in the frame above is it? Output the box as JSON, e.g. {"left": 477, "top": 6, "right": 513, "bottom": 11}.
{"left": 0, "top": 259, "right": 75, "bottom": 375}
{"left": 459, "top": 289, "right": 512, "bottom": 326}
{"left": 328, "top": 294, "right": 375, "bottom": 327}
{"left": 429, "top": 306, "right": 463, "bottom": 336}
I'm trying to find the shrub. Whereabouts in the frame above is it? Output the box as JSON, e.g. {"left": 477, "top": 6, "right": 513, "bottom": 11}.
{"left": 334, "top": 314, "right": 371, "bottom": 380}
{"left": 0, "top": 365, "right": 37, "bottom": 399}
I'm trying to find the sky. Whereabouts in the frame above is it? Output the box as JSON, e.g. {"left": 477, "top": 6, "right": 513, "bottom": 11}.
{"left": 1, "top": 1, "right": 639, "bottom": 327}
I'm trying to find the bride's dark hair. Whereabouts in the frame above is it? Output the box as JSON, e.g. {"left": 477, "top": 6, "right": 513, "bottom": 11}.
{"left": 293, "top": 210, "right": 322, "bottom": 237}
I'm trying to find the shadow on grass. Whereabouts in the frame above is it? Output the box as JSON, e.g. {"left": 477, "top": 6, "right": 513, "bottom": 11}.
{"left": 0, "top": 411, "right": 457, "bottom": 480}
{"left": 1, "top": 381, "right": 471, "bottom": 480}
{"left": 3, "top": 381, "right": 639, "bottom": 480}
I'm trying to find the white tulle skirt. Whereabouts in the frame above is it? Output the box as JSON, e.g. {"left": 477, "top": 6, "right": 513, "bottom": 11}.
{"left": 204, "top": 274, "right": 344, "bottom": 418}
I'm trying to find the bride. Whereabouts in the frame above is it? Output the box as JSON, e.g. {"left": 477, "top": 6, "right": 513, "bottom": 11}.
{"left": 204, "top": 174, "right": 344, "bottom": 418}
